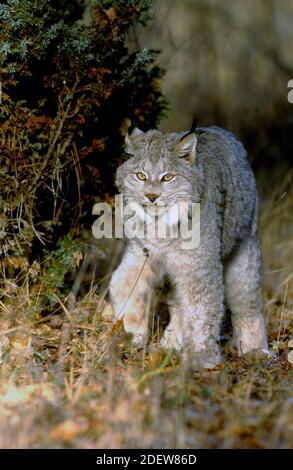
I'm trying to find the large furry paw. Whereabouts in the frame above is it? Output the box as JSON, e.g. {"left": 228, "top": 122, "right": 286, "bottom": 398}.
{"left": 241, "top": 347, "right": 273, "bottom": 361}
{"left": 233, "top": 317, "right": 268, "bottom": 354}
{"left": 183, "top": 348, "right": 222, "bottom": 370}
{"left": 156, "top": 345, "right": 222, "bottom": 370}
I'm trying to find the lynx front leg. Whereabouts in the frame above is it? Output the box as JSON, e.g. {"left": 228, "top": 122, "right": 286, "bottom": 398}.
{"left": 224, "top": 236, "right": 268, "bottom": 354}
{"left": 109, "top": 250, "right": 156, "bottom": 347}
{"left": 160, "top": 261, "right": 224, "bottom": 369}
{"left": 168, "top": 299, "right": 223, "bottom": 369}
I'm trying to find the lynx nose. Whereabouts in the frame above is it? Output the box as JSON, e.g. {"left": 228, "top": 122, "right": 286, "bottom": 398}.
{"left": 145, "top": 193, "right": 159, "bottom": 203}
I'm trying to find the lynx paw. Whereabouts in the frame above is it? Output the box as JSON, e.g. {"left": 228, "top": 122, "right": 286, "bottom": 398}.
{"left": 183, "top": 348, "right": 222, "bottom": 370}
{"left": 241, "top": 347, "right": 273, "bottom": 361}
{"left": 160, "top": 325, "right": 222, "bottom": 369}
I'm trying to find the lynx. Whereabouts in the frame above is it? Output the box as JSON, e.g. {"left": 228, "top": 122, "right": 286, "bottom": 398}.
{"left": 109, "top": 124, "right": 268, "bottom": 368}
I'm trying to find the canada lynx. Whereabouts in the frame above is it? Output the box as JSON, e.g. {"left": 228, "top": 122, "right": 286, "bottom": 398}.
{"left": 109, "top": 124, "right": 268, "bottom": 368}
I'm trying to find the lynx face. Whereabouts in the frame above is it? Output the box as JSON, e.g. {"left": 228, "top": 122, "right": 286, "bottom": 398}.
{"left": 115, "top": 129, "right": 200, "bottom": 208}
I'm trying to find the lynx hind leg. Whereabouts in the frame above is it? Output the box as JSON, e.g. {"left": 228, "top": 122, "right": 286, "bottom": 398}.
{"left": 224, "top": 236, "right": 268, "bottom": 355}
{"left": 109, "top": 251, "right": 156, "bottom": 347}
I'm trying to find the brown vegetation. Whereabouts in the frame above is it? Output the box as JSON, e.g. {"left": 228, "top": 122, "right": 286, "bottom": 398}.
{"left": 0, "top": 170, "right": 292, "bottom": 449}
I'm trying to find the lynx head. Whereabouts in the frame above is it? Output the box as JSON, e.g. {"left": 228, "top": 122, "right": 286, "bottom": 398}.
{"left": 115, "top": 123, "right": 202, "bottom": 207}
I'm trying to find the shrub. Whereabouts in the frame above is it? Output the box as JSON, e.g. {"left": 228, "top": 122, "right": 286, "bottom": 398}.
{"left": 0, "top": 0, "right": 165, "bottom": 261}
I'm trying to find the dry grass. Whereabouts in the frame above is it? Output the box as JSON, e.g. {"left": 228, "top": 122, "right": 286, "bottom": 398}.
{"left": 0, "top": 172, "right": 292, "bottom": 449}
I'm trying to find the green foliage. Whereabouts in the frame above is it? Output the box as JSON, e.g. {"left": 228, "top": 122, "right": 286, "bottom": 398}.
{"left": 40, "top": 235, "right": 83, "bottom": 305}
{"left": 0, "top": 0, "right": 166, "bottom": 261}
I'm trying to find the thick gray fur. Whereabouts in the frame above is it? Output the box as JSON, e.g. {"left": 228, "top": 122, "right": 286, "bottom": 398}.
{"left": 109, "top": 126, "right": 268, "bottom": 368}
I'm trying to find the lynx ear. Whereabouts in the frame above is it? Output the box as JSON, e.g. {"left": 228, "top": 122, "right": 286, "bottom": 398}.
{"left": 175, "top": 132, "right": 197, "bottom": 164}
{"left": 124, "top": 127, "right": 144, "bottom": 154}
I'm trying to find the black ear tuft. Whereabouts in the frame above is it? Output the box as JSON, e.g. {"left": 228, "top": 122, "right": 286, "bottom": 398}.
{"left": 179, "top": 116, "right": 198, "bottom": 143}
{"left": 190, "top": 116, "right": 198, "bottom": 133}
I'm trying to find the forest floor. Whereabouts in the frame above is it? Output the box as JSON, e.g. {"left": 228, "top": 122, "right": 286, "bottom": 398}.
{"left": 0, "top": 170, "right": 292, "bottom": 448}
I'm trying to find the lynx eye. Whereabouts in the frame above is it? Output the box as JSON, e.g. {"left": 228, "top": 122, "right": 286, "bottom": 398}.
{"left": 161, "top": 174, "right": 174, "bottom": 182}
{"left": 136, "top": 172, "right": 147, "bottom": 181}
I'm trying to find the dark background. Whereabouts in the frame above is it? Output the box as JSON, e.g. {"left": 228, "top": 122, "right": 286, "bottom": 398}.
{"left": 128, "top": 0, "right": 293, "bottom": 177}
